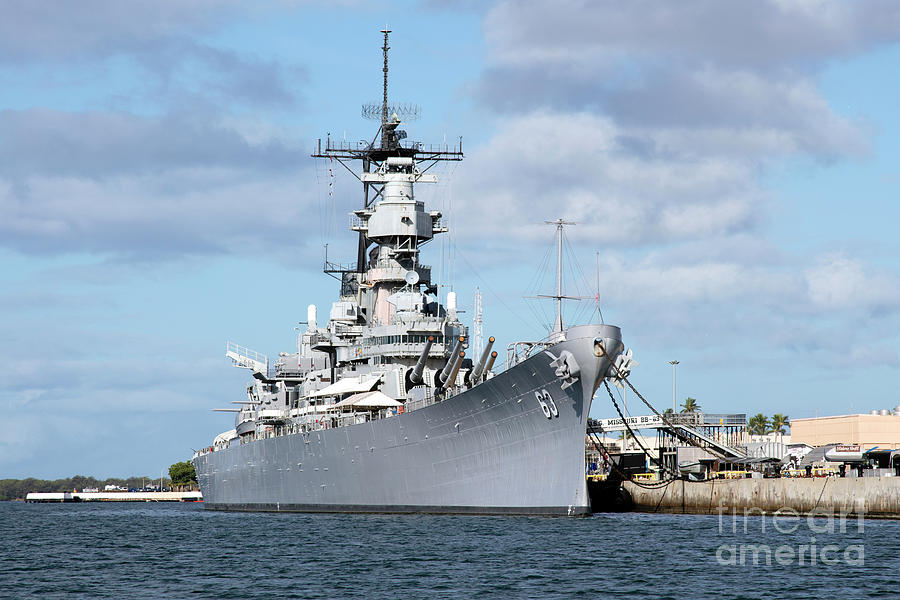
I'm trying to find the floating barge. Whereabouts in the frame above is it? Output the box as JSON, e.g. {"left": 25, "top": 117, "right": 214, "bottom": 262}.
{"left": 25, "top": 491, "right": 202, "bottom": 503}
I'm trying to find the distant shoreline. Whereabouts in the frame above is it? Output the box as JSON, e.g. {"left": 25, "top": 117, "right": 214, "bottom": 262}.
{"left": 0, "top": 475, "right": 197, "bottom": 502}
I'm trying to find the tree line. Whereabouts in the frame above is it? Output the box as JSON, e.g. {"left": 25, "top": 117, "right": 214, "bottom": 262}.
{"left": 1, "top": 462, "right": 197, "bottom": 501}
{"left": 0, "top": 475, "right": 166, "bottom": 501}
{"left": 660, "top": 399, "right": 790, "bottom": 437}
{"left": 749, "top": 413, "right": 790, "bottom": 436}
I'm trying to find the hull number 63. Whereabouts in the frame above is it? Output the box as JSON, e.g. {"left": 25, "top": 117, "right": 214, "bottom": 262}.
{"left": 535, "top": 389, "right": 558, "bottom": 418}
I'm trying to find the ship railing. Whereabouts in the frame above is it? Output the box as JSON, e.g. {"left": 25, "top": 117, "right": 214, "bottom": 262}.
{"left": 365, "top": 260, "right": 433, "bottom": 276}
{"left": 403, "top": 389, "right": 438, "bottom": 413}
{"left": 226, "top": 341, "right": 267, "bottom": 363}
{"left": 699, "top": 413, "right": 747, "bottom": 426}
{"left": 370, "top": 259, "right": 432, "bottom": 271}
{"left": 319, "top": 139, "right": 463, "bottom": 155}
{"left": 323, "top": 259, "right": 357, "bottom": 274}
{"left": 308, "top": 332, "right": 332, "bottom": 346}
{"left": 359, "top": 341, "right": 441, "bottom": 359}
{"left": 506, "top": 340, "right": 550, "bottom": 367}
{"left": 226, "top": 341, "right": 269, "bottom": 372}
{"left": 657, "top": 413, "right": 702, "bottom": 426}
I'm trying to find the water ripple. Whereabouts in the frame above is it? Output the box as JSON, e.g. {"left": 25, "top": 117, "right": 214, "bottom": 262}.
{"left": 1, "top": 503, "right": 897, "bottom": 599}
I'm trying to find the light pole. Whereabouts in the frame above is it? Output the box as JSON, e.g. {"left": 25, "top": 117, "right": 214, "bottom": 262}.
{"left": 669, "top": 360, "right": 679, "bottom": 414}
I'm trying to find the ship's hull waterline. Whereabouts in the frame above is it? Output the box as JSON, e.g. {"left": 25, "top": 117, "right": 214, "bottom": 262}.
{"left": 194, "top": 325, "right": 621, "bottom": 516}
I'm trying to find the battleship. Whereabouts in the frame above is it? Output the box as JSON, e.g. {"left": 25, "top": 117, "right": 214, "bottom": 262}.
{"left": 192, "top": 30, "right": 633, "bottom": 515}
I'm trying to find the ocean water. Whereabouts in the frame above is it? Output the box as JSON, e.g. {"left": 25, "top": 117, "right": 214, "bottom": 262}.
{"left": 1, "top": 502, "right": 898, "bottom": 599}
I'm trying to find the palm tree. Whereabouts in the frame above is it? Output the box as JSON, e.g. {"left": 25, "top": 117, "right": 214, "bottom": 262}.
{"left": 663, "top": 408, "right": 674, "bottom": 415}
{"left": 748, "top": 413, "right": 770, "bottom": 436}
{"left": 770, "top": 414, "right": 790, "bottom": 435}
{"left": 770, "top": 414, "right": 790, "bottom": 445}
{"left": 681, "top": 397, "right": 700, "bottom": 413}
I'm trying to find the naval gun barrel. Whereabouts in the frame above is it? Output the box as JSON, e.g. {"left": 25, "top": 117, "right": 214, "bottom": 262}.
{"left": 438, "top": 336, "right": 466, "bottom": 386}
{"left": 483, "top": 351, "right": 498, "bottom": 376}
{"left": 441, "top": 351, "right": 465, "bottom": 391}
{"left": 467, "top": 336, "right": 495, "bottom": 385}
{"left": 409, "top": 336, "right": 435, "bottom": 385}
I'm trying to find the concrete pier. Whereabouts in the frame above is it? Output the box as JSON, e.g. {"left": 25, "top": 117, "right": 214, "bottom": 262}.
{"left": 25, "top": 491, "right": 202, "bottom": 503}
{"left": 623, "top": 477, "right": 900, "bottom": 518}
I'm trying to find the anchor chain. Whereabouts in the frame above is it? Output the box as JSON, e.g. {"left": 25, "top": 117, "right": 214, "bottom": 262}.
{"left": 596, "top": 340, "right": 697, "bottom": 435}
{"left": 602, "top": 380, "right": 679, "bottom": 480}
{"left": 594, "top": 340, "right": 734, "bottom": 480}
{"left": 586, "top": 418, "right": 674, "bottom": 489}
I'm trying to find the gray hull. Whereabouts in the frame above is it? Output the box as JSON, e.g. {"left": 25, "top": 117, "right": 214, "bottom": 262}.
{"left": 194, "top": 325, "right": 620, "bottom": 515}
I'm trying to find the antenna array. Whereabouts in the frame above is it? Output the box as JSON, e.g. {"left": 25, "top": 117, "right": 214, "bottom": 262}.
{"left": 361, "top": 102, "right": 421, "bottom": 121}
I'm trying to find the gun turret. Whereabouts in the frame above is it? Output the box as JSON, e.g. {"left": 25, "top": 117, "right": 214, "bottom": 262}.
{"left": 437, "top": 336, "right": 465, "bottom": 386}
{"left": 409, "top": 336, "right": 434, "bottom": 385}
{"left": 467, "top": 336, "right": 495, "bottom": 385}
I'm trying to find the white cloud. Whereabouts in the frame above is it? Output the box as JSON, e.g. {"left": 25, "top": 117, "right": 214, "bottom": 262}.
{"left": 596, "top": 252, "right": 798, "bottom": 307}
{"left": 448, "top": 1, "right": 900, "bottom": 379}
{"left": 0, "top": 171, "right": 323, "bottom": 257}
{"left": 805, "top": 254, "right": 900, "bottom": 312}
{"left": 451, "top": 3, "right": 896, "bottom": 251}
{"left": 0, "top": 1, "right": 234, "bottom": 62}
{"left": 0, "top": 107, "right": 341, "bottom": 259}
{"left": 451, "top": 111, "right": 763, "bottom": 244}
{"left": 483, "top": 0, "right": 900, "bottom": 71}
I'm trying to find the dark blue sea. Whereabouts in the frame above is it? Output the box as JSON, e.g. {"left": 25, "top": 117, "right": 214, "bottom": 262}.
{"left": 1, "top": 501, "right": 898, "bottom": 599}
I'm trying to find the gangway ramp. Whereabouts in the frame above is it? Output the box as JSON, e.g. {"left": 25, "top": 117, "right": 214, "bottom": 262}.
{"left": 668, "top": 422, "right": 747, "bottom": 459}
{"left": 593, "top": 412, "right": 747, "bottom": 459}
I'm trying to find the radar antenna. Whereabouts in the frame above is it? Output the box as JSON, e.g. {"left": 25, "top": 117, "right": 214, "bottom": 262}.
{"left": 361, "top": 28, "right": 421, "bottom": 148}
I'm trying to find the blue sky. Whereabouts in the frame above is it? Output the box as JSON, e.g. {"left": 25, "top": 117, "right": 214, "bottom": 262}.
{"left": 3, "top": 1, "right": 900, "bottom": 479}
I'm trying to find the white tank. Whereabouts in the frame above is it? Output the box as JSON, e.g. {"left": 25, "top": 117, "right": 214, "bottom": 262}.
{"left": 894, "top": 406, "right": 900, "bottom": 416}
{"left": 447, "top": 292, "right": 457, "bottom": 322}
{"left": 307, "top": 304, "right": 317, "bottom": 331}
{"left": 879, "top": 409, "right": 890, "bottom": 416}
